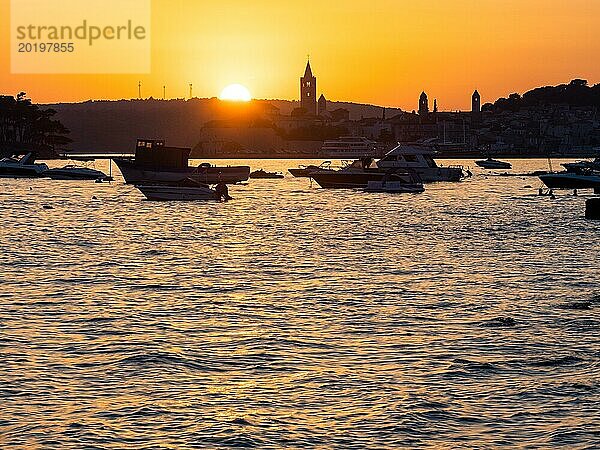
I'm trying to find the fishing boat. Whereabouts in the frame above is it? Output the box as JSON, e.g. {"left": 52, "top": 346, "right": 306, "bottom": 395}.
{"left": 249, "top": 169, "right": 285, "bottom": 179}
{"left": 475, "top": 158, "right": 512, "bottom": 170}
{"left": 0, "top": 152, "right": 49, "bottom": 178}
{"left": 135, "top": 178, "right": 218, "bottom": 201}
{"left": 114, "top": 139, "right": 250, "bottom": 185}
{"left": 288, "top": 161, "right": 332, "bottom": 177}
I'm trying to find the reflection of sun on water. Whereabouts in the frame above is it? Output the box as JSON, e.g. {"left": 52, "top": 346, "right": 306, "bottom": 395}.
{"left": 219, "top": 84, "right": 252, "bottom": 101}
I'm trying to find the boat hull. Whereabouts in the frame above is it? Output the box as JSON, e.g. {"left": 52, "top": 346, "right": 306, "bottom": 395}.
{"left": 475, "top": 161, "right": 512, "bottom": 169}
{"left": 309, "top": 170, "right": 388, "bottom": 188}
{"left": 0, "top": 166, "right": 48, "bottom": 178}
{"left": 114, "top": 158, "right": 250, "bottom": 184}
{"left": 365, "top": 180, "right": 424, "bottom": 193}
{"left": 539, "top": 173, "right": 600, "bottom": 189}
{"left": 136, "top": 185, "right": 218, "bottom": 201}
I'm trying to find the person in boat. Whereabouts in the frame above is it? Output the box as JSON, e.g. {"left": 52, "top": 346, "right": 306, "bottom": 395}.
{"left": 215, "top": 182, "right": 232, "bottom": 201}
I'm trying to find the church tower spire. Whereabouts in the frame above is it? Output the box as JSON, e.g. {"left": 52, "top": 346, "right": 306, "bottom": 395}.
{"left": 300, "top": 58, "right": 317, "bottom": 115}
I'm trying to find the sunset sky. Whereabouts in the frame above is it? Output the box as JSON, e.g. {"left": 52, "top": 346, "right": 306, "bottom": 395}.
{"left": 1, "top": 0, "right": 598, "bottom": 110}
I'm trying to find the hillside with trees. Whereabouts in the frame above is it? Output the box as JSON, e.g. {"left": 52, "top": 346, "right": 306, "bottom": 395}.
{"left": 0, "top": 93, "right": 71, "bottom": 158}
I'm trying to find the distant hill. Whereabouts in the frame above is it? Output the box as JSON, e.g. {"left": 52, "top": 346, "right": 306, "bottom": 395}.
{"left": 46, "top": 98, "right": 400, "bottom": 153}
{"left": 484, "top": 79, "right": 600, "bottom": 111}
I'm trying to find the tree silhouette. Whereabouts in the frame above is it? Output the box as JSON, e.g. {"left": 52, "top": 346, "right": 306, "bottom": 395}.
{"left": 0, "top": 92, "right": 71, "bottom": 157}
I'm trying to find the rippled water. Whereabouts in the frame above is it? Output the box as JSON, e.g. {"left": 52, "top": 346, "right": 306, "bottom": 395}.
{"left": 1, "top": 158, "right": 600, "bottom": 448}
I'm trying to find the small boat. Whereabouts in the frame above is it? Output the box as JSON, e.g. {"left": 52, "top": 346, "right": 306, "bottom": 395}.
{"left": 135, "top": 178, "right": 218, "bottom": 201}
{"left": 562, "top": 158, "right": 600, "bottom": 173}
{"left": 539, "top": 171, "right": 600, "bottom": 189}
{"left": 289, "top": 161, "right": 333, "bottom": 178}
{"left": 43, "top": 164, "right": 110, "bottom": 180}
{"left": 249, "top": 169, "right": 284, "bottom": 179}
{"left": 0, "top": 152, "right": 49, "bottom": 178}
{"left": 475, "top": 158, "right": 512, "bottom": 169}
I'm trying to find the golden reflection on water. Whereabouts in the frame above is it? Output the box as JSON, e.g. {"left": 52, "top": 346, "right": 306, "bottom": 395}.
{"left": 1, "top": 159, "right": 599, "bottom": 447}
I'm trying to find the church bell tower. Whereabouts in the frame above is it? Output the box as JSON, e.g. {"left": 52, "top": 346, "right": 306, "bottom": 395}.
{"left": 300, "top": 59, "right": 317, "bottom": 115}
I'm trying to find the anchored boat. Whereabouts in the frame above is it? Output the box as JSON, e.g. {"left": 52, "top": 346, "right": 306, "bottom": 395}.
{"left": 539, "top": 170, "right": 600, "bottom": 189}
{"left": 475, "top": 158, "right": 512, "bottom": 170}
{"left": 0, "top": 152, "right": 48, "bottom": 178}
{"left": 136, "top": 178, "right": 219, "bottom": 201}
{"left": 114, "top": 139, "right": 250, "bottom": 185}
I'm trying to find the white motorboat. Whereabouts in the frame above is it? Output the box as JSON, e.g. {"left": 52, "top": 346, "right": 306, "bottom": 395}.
{"left": 376, "top": 143, "right": 465, "bottom": 182}
{"left": 135, "top": 178, "right": 218, "bottom": 201}
{"left": 475, "top": 158, "right": 512, "bottom": 170}
{"left": 43, "top": 164, "right": 110, "bottom": 180}
{"left": 0, "top": 152, "right": 49, "bottom": 178}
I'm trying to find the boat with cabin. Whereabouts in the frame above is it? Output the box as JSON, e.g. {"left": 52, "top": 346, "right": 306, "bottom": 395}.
{"left": 309, "top": 157, "right": 422, "bottom": 189}
{"left": 113, "top": 139, "right": 250, "bottom": 185}
{"left": 376, "top": 143, "right": 466, "bottom": 182}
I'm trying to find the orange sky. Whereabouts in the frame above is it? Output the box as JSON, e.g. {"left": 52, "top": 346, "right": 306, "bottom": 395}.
{"left": 1, "top": 0, "right": 599, "bottom": 110}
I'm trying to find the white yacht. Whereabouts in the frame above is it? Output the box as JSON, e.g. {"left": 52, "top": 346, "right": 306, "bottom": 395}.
{"left": 376, "top": 143, "right": 465, "bottom": 182}
{"left": 0, "top": 152, "right": 49, "bottom": 178}
{"left": 320, "top": 137, "right": 378, "bottom": 158}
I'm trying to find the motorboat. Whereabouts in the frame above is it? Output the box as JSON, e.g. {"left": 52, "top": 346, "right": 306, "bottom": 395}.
{"left": 320, "top": 137, "right": 378, "bottom": 158}
{"left": 288, "top": 161, "right": 332, "bottom": 177}
{"left": 114, "top": 139, "right": 250, "bottom": 185}
{"left": 562, "top": 158, "right": 600, "bottom": 174}
{"left": 475, "top": 158, "right": 512, "bottom": 170}
{"left": 539, "top": 170, "right": 600, "bottom": 189}
{"left": 249, "top": 169, "right": 285, "bottom": 179}
{"left": 0, "top": 152, "right": 49, "bottom": 178}
{"left": 309, "top": 157, "right": 421, "bottom": 189}
{"left": 43, "top": 164, "right": 110, "bottom": 180}
{"left": 135, "top": 178, "right": 218, "bottom": 201}
{"left": 376, "top": 143, "right": 466, "bottom": 182}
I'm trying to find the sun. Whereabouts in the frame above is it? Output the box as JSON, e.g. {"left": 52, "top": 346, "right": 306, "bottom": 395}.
{"left": 219, "top": 84, "right": 252, "bottom": 102}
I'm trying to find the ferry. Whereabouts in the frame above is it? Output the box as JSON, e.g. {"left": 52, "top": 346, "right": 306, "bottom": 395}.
{"left": 320, "top": 137, "right": 378, "bottom": 158}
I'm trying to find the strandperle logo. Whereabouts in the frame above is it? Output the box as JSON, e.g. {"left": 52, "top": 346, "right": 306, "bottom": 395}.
{"left": 11, "top": 0, "right": 151, "bottom": 74}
